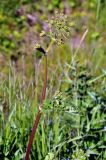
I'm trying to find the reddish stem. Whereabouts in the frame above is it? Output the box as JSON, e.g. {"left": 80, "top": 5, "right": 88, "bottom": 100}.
{"left": 25, "top": 56, "right": 47, "bottom": 160}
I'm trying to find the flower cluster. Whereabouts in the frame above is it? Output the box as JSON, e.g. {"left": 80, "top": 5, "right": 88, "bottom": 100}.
{"left": 47, "top": 11, "right": 72, "bottom": 45}
{"left": 33, "top": 11, "right": 72, "bottom": 58}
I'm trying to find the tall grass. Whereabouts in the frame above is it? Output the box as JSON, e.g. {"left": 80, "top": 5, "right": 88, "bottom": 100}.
{"left": 0, "top": 4, "right": 106, "bottom": 160}
{"left": 0, "top": 58, "right": 106, "bottom": 159}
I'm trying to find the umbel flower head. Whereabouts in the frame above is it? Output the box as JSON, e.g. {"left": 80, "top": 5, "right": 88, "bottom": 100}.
{"left": 33, "top": 11, "right": 73, "bottom": 58}
{"left": 47, "top": 11, "right": 72, "bottom": 45}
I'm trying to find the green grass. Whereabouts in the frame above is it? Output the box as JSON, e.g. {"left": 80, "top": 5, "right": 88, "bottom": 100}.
{"left": 0, "top": 0, "right": 106, "bottom": 160}
{"left": 0, "top": 60, "right": 106, "bottom": 160}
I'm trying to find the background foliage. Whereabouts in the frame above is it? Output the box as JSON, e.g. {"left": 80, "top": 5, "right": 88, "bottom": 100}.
{"left": 0, "top": 0, "right": 106, "bottom": 160}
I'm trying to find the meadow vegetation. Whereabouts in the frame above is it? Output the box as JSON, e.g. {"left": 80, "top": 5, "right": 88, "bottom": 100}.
{"left": 0, "top": 0, "right": 106, "bottom": 160}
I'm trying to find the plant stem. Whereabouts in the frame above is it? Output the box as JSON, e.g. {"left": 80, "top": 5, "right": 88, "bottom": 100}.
{"left": 25, "top": 56, "right": 47, "bottom": 160}
{"left": 25, "top": 39, "right": 54, "bottom": 160}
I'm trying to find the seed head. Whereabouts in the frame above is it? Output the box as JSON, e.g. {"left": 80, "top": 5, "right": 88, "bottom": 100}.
{"left": 47, "top": 11, "right": 72, "bottom": 45}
